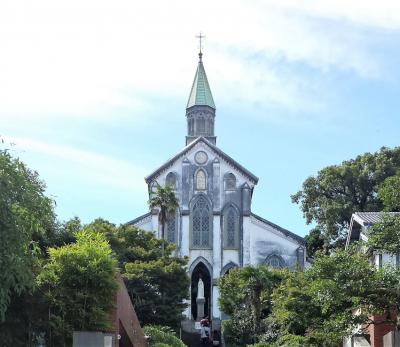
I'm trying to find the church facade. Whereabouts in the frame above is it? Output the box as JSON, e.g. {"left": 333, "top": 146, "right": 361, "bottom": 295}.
{"left": 128, "top": 51, "right": 306, "bottom": 325}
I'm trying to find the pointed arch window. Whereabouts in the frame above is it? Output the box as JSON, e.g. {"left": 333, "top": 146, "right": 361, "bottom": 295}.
{"left": 191, "top": 196, "right": 212, "bottom": 248}
{"left": 265, "top": 254, "right": 286, "bottom": 268}
{"left": 166, "top": 213, "right": 178, "bottom": 243}
{"left": 224, "top": 173, "right": 236, "bottom": 191}
{"left": 166, "top": 172, "right": 177, "bottom": 190}
{"left": 150, "top": 181, "right": 158, "bottom": 198}
{"left": 223, "top": 206, "right": 239, "bottom": 249}
{"left": 198, "top": 118, "right": 206, "bottom": 134}
{"left": 196, "top": 169, "right": 206, "bottom": 190}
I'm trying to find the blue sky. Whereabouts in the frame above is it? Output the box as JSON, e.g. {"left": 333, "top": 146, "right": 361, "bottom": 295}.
{"left": 1, "top": 0, "right": 400, "bottom": 236}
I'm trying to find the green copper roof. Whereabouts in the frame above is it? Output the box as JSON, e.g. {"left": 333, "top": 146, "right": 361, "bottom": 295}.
{"left": 187, "top": 56, "right": 215, "bottom": 109}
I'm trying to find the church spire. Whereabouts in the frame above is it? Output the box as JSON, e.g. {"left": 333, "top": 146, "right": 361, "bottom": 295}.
{"left": 186, "top": 36, "right": 215, "bottom": 109}
{"left": 186, "top": 34, "right": 216, "bottom": 146}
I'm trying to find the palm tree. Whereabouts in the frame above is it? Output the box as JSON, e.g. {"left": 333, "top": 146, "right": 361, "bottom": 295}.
{"left": 148, "top": 184, "right": 179, "bottom": 257}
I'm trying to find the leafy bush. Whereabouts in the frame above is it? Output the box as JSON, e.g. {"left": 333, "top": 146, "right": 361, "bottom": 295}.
{"left": 144, "top": 325, "right": 186, "bottom": 347}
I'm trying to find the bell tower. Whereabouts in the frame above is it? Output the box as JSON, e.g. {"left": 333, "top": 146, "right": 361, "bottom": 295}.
{"left": 186, "top": 35, "right": 216, "bottom": 146}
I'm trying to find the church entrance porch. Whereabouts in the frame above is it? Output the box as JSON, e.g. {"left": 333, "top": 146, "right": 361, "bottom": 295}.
{"left": 191, "top": 262, "right": 211, "bottom": 321}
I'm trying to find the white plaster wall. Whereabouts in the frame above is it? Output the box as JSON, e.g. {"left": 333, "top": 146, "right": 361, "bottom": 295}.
{"left": 151, "top": 214, "right": 159, "bottom": 236}
{"left": 222, "top": 250, "right": 239, "bottom": 269}
{"left": 181, "top": 215, "right": 190, "bottom": 257}
{"left": 213, "top": 286, "right": 221, "bottom": 319}
{"left": 212, "top": 215, "right": 222, "bottom": 278}
{"left": 243, "top": 216, "right": 251, "bottom": 266}
{"left": 134, "top": 218, "right": 153, "bottom": 232}
{"left": 247, "top": 216, "right": 301, "bottom": 267}
{"left": 189, "top": 250, "right": 213, "bottom": 270}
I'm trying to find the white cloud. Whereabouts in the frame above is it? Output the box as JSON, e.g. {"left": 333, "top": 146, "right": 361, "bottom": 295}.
{"left": 3, "top": 135, "right": 149, "bottom": 193}
{"left": 268, "top": 0, "right": 400, "bottom": 30}
{"left": 0, "top": 0, "right": 397, "bottom": 120}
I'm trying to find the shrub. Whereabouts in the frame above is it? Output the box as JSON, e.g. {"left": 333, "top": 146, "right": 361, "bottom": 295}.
{"left": 144, "top": 325, "right": 186, "bottom": 347}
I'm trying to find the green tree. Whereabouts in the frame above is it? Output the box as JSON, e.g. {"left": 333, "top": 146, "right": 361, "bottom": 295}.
{"left": 271, "top": 250, "right": 400, "bottom": 346}
{"left": 367, "top": 214, "right": 400, "bottom": 256}
{"left": 292, "top": 147, "right": 400, "bottom": 248}
{"left": 218, "top": 266, "right": 283, "bottom": 345}
{"left": 143, "top": 325, "right": 185, "bottom": 347}
{"left": 304, "top": 227, "right": 325, "bottom": 258}
{"left": 148, "top": 185, "right": 179, "bottom": 256}
{"left": 307, "top": 249, "right": 399, "bottom": 336}
{"left": 86, "top": 219, "right": 190, "bottom": 329}
{"left": 378, "top": 173, "right": 400, "bottom": 211}
{"left": 0, "top": 149, "right": 55, "bottom": 321}
{"left": 37, "top": 229, "right": 118, "bottom": 345}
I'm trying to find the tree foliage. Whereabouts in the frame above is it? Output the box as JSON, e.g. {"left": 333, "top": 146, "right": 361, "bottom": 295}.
{"left": 272, "top": 249, "right": 400, "bottom": 345}
{"left": 219, "top": 251, "right": 400, "bottom": 346}
{"left": 304, "top": 227, "right": 325, "bottom": 258}
{"left": 367, "top": 214, "right": 400, "bottom": 255}
{"left": 37, "top": 229, "right": 118, "bottom": 345}
{"left": 143, "top": 325, "right": 185, "bottom": 347}
{"left": 148, "top": 185, "right": 179, "bottom": 256}
{"left": 378, "top": 172, "right": 400, "bottom": 211}
{"left": 218, "top": 266, "right": 283, "bottom": 345}
{"left": 292, "top": 147, "right": 400, "bottom": 248}
{"left": 0, "top": 149, "right": 55, "bottom": 321}
{"left": 86, "top": 219, "right": 190, "bottom": 329}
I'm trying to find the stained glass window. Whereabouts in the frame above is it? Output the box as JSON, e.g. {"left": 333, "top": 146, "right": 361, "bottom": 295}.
{"left": 196, "top": 170, "right": 206, "bottom": 190}
{"left": 167, "top": 215, "right": 176, "bottom": 243}
{"left": 227, "top": 209, "right": 235, "bottom": 247}
{"left": 191, "top": 196, "right": 211, "bottom": 248}
{"left": 265, "top": 255, "right": 285, "bottom": 268}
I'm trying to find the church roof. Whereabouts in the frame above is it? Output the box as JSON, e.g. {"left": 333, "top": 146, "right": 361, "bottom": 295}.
{"left": 186, "top": 54, "right": 215, "bottom": 109}
{"left": 145, "top": 136, "right": 259, "bottom": 184}
{"left": 126, "top": 212, "right": 152, "bottom": 226}
{"left": 251, "top": 213, "right": 305, "bottom": 245}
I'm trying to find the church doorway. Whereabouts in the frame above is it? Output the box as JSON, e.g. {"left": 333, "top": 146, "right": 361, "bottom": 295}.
{"left": 191, "top": 262, "right": 211, "bottom": 321}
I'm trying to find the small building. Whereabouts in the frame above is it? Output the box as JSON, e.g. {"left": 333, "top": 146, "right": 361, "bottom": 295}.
{"left": 73, "top": 275, "right": 146, "bottom": 347}
{"left": 344, "top": 212, "right": 400, "bottom": 347}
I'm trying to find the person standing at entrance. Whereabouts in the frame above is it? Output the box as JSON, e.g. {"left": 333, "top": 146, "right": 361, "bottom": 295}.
{"left": 200, "top": 321, "right": 210, "bottom": 345}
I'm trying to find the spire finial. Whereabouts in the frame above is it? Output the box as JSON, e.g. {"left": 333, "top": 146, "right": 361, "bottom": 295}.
{"left": 195, "top": 32, "right": 205, "bottom": 61}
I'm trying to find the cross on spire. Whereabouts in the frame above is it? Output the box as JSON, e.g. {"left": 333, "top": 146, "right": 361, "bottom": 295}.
{"left": 195, "top": 32, "right": 205, "bottom": 61}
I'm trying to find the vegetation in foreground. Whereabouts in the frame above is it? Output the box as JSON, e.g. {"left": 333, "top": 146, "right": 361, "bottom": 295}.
{"left": 144, "top": 325, "right": 186, "bottom": 347}
{"left": 220, "top": 146, "right": 400, "bottom": 347}
{"left": 0, "top": 147, "right": 189, "bottom": 346}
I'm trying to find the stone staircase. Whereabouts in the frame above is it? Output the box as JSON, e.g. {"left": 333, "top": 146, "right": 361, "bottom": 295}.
{"left": 181, "top": 330, "right": 201, "bottom": 347}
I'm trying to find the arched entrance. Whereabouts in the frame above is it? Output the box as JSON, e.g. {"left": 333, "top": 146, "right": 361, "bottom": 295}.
{"left": 191, "top": 262, "right": 211, "bottom": 321}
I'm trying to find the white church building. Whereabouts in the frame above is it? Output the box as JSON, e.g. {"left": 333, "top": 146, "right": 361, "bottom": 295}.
{"left": 128, "top": 50, "right": 306, "bottom": 326}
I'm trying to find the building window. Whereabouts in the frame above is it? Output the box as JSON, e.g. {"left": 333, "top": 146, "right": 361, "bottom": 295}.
{"left": 378, "top": 253, "right": 383, "bottom": 269}
{"left": 397, "top": 253, "right": 400, "bottom": 268}
{"left": 191, "top": 196, "right": 212, "bottom": 248}
{"left": 166, "top": 214, "right": 177, "bottom": 243}
{"left": 150, "top": 181, "right": 158, "bottom": 197}
{"left": 189, "top": 118, "right": 194, "bottom": 135}
{"left": 198, "top": 118, "right": 206, "bottom": 134}
{"left": 265, "top": 254, "right": 286, "bottom": 268}
{"left": 223, "top": 206, "right": 239, "bottom": 249}
{"left": 166, "top": 172, "right": 177, "bottom": 190}
{"left": 224, "top": 173, "right": 236, "bottom": 190}
{"left": 196, "top": 169, "right": 206, "bottom": 190}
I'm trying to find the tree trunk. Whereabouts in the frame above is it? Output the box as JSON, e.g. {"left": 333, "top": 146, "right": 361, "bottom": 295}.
{"left": 161, "top": 209, "right": 166, "bottom": 257}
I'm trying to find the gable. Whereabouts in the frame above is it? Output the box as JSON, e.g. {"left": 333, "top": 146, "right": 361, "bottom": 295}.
{"left": 145, "top": 137, "right": 258, "bottom": 185}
